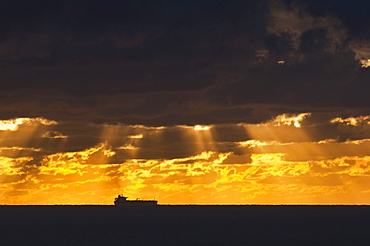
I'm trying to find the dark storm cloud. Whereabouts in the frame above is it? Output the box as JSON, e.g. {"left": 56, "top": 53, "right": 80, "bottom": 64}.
{"left": 0, "top": 0, "right": 234, "bottom": 93}
{"left": 0, "top": 0, "right": 369, "bottom": 125}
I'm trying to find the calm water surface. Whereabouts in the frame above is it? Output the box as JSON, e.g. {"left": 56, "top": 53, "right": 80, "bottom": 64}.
{"left": 1, "top": 205, "right": 369, "bottom": 245}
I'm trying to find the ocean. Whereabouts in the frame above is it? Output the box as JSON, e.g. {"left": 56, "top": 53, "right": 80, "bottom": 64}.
{"left": 1, "top": 205, "right": 369, "bottom": 245}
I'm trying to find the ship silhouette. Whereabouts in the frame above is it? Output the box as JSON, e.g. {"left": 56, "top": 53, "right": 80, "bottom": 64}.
{"left": 114, "top": 195, "right": 158, "bottom": 206}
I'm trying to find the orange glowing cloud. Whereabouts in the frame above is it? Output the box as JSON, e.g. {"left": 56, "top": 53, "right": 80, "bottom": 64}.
{"left": 1, "top": 114, "right": 370, "bottom": 205}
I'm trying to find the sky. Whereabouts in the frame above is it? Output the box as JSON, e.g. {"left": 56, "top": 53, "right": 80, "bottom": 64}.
{"left": 0, "top": 0, "right": 370, "bottom": 205}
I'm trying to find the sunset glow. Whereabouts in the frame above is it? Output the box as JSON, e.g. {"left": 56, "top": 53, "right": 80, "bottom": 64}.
{"left": 0, "top": 113, "right": 369, "bottom": 205}
{"left": 0, "top": 0, "right": 369, "bottom": 206}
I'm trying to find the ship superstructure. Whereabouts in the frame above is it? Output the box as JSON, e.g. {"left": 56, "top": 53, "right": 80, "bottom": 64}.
{"left": 114, "top": 195, "right": 158, "bottom": 206}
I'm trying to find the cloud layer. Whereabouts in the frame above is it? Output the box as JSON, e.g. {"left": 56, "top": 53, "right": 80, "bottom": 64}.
{"left": 0, "top": 113, "right": 370, "bottom": 204}
{"left": 0, "top": 0, "right": 368, "bottom": 126}
{"left": 0, "top": 0, "right": 369, "bottom": 204}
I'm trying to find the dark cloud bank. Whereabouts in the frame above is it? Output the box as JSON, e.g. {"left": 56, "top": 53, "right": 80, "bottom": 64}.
{"left": 0, "top": 0, "right": 369, "bottom": 125}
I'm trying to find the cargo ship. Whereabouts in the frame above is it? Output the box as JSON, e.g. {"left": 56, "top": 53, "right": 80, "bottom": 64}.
{"left": 114, "top": 195, "right": 158, "bottom": 206}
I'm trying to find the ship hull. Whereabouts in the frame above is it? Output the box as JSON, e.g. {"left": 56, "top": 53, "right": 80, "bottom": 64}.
{"left": 114, "top": 201, "right": 158, "bottom": 206}
{"left": 114, "top": 195, "right": 158, "bottom": 206}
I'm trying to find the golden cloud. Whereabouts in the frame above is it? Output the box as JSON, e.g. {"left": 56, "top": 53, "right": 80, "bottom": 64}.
{"left": 265, "top": 113, "right": 311, "bottom": 128}
{"left": 1, "top": 115, "right": 370, "bottom": 205}
{"left": 331, "top": 116, "right": 370, "bottom": 126}
{"left": 0, "top": 118, "right": 57, "bottom": 131}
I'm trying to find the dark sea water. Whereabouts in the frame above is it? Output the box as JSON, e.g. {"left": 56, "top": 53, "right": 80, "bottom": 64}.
{"left": 1, "top": 205, "right": 370, "bottom": 245}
